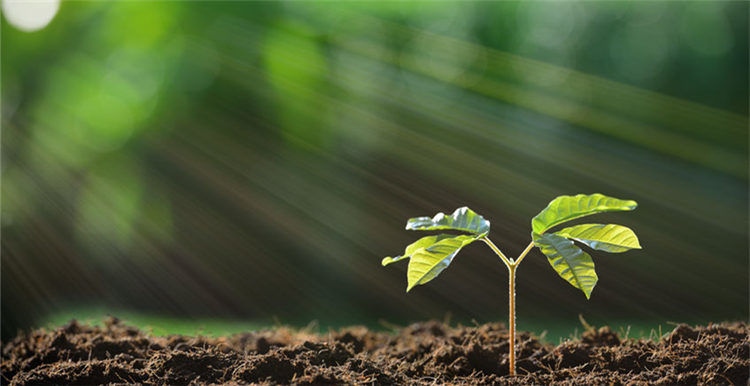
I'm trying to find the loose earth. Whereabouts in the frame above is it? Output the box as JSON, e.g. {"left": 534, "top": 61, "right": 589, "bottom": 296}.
{"left": 2, "top": 318, "right": 747, "bottom": 385}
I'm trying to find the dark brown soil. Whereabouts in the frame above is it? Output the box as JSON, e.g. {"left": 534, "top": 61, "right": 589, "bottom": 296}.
{"left": 2, "top": 318, "right": 747, "bottom": 385}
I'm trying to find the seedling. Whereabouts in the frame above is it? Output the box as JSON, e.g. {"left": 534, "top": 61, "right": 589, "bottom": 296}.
{"left": 382, "top": 193, "right": 641, "bottom": 376}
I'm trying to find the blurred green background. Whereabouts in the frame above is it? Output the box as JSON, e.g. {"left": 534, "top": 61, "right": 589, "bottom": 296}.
{"left": 2, "top": 1, "right": 748, "bottom": 341}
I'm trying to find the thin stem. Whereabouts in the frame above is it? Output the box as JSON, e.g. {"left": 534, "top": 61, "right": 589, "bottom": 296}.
{"left": 508, "top": 263, "right": 517, "bottom": 376}
{"left": 513, "top": 240, "right": 535, "bottom": 267}
{"left": 481, "top": 237, "right": 513, "bottom": 269}
{"left": 483, "top": 237, "right": 536, "bottom": 378}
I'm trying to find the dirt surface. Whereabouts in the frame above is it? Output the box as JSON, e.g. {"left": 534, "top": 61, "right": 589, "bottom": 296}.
{"left": 2, "top": 318, "right": 747, "bottom": 385}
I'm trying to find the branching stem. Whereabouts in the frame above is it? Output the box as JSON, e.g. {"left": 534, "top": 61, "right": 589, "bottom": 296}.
{"left": 481, "top": 237, "right": 537, "bottom": 377}
{"left": 480, "top": 237, "right": 513, "bottom": 268}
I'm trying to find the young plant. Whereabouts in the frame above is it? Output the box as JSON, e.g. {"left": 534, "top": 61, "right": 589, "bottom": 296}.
{"left": 382, "top": 193, "right": 642, "bottom": 376}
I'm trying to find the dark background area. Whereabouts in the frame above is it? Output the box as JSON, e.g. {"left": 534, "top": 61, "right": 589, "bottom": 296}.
{"left": 2, "top": 1, "right": 748, "bottom": 340}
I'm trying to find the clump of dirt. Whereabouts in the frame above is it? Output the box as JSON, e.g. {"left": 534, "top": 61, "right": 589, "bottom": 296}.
{"left": 2, "top": 318, "right": 747, "bottom": 385}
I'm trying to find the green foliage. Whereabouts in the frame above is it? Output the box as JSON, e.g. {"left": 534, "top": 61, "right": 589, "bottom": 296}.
{"left": 553, "top": 223, "right": 641, "bottom": 253}
{"left": 533, "top": 233, "right": 598, "bottom": 299}
{"left": 405, "top": 235, "right": 477, "bottom": 292}
{"left": 382, "top": 234, "right": 463, "bottom": 266}
{"left": 383, "top": 194, "right": 640, "bottom": 297}
{"left": 531, "top": 193, "right": 637, "bottom": 235}
{"left": 405, "top": 206, "right": 490, "bottom": 236}
{"left": 383, "top": 207, "right": 489, "bottom": 291}
{"left": 531, "top": 193, "right": 640, "bottom": 297}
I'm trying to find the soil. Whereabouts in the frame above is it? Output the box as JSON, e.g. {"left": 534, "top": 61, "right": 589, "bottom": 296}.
{"left": 2, "top": 318, "right": 747, "bottom": 385}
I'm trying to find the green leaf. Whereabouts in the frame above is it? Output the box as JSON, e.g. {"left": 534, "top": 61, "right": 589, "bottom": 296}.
{"left": 406, "top": 234, "right": 478, "bottom": 292}
{"left": 554, "top": 223, "right": 641, "bottom": 253}
{"left": 532, "top": 194, "right": 637, "bottom": 235}
{"left": 382, "top": 234, "right": 460, "bottom": 266}
{"left": 406, "top": 207, "right": 490, "bottom": 236}
{"left": 533, "top": 233, "right": 598, "bottom": 299}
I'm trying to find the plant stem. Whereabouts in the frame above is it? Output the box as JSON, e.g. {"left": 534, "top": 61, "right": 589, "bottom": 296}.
{"left": 481, "top": 237, "right": 513, "bottom": 269}
{"left": 482, "top": 238, "right": 536, "bottom": 377}
{"left": 508, "top": 262, "right": 517, "bottom": 376}
{"left": 514, "top": 241, "right": 535, "bottom": 267}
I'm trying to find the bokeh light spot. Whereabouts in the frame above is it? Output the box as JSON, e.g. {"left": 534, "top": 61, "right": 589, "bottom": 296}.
{"left": 2, "top": 0, "right": 59, "bottom": 32}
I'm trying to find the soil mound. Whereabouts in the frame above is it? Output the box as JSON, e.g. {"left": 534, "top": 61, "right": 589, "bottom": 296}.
{"left": 2, "top": 318, "right": 747, "bottom": 385}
